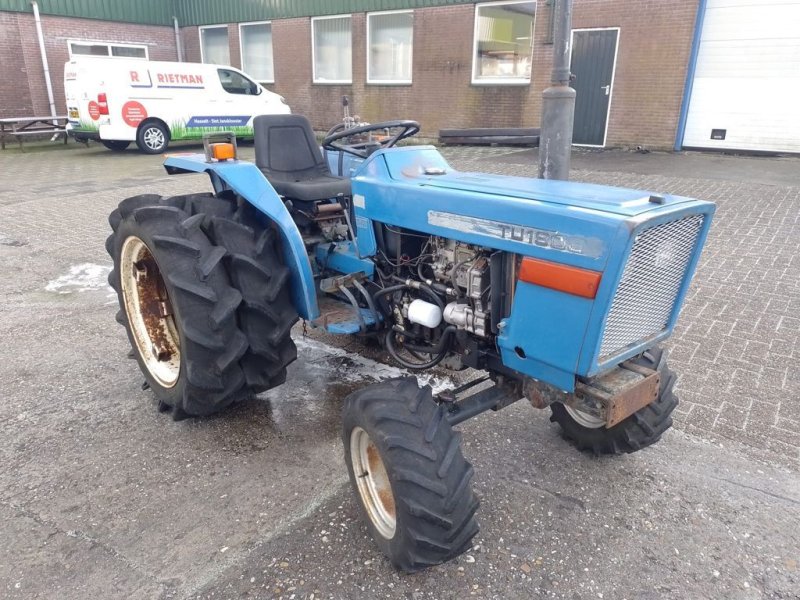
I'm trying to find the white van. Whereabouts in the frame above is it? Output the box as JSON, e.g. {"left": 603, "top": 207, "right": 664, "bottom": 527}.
{"left": 64, "top": 57, "right": 290, "bottom": 153}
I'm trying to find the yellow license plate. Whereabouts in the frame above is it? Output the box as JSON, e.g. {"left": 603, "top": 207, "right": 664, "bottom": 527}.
{"left": 68, "top": 109, "right": 79, "bottom": 119}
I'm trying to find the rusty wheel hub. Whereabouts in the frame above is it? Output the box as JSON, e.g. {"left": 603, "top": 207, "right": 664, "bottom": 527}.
{"left": 350, "top": 426, "right": 396, "bottom": 539}
{"left": 120, "top": 236, "right": 181, "bottom": 388}
{"left": 565, "top": 405, "right": 606, "bottom": 429}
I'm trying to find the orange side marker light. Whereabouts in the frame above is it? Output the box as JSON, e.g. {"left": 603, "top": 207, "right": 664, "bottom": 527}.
{"left": 211, "top": 142, "right": 236, "bottom": 161}
{"left": 519, "top": 257, "right": 602, "bottom": 299}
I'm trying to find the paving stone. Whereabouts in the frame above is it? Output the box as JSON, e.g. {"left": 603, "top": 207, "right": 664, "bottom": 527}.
{"left": 1, "top": 142, "right": 797, "bottom": 464}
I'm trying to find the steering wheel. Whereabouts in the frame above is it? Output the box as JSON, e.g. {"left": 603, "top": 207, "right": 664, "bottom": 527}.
{"left": 322, "top": 120, "right": 420, "bottom": 158}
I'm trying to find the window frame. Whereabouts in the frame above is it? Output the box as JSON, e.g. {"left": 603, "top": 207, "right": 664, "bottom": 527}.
{"left": 217, "top": 68, "right": 262, "bottom": 96}
{"left": 238, "top": 20, "right": 275, "bottom": 84}
{"left": 366, "top": 9, "right": 414, "bottom": 86}
{"left": 198, "top": 24, "right": 230, "bottom": 65}
{"left": 471, "top": 0, "right": 536, "bottom": 86}
{"left": 67, "top": 39, "right": 148, "bottom": 59}
{"left": 311, "top": 14, "right": 353, "bottom": 85}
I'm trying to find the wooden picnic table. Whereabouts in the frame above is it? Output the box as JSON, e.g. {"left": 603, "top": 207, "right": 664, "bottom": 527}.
{"left": 0, "top": 115, "right": 69, "bottom": 151}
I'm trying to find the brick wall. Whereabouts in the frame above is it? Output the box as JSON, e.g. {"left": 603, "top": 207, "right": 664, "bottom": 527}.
{"left": 180, "top": 0, "right": 697, "bottom": 149}
{"left": 0, "top": 12, "right": 34, "bottom": 117}
{"left": 0, "top": 11, "right": 177, "bottom": 119}
{"left": 2, "top": 0, "right": 698, "bottom": 149}
{"left": 572, "top": 0, "right": 698, "bottom": 149}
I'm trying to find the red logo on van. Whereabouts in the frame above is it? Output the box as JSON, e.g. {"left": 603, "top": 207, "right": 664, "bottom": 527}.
{"left": 122, "top": 101, "right": 148, "bottom": 127}
{"left": 88, "top": 101, "right": 101, "bottom": 120}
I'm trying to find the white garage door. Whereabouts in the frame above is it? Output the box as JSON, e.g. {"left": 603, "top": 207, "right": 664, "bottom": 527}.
{"left": 683, "top": 0, "right": 800, "bottom": 153}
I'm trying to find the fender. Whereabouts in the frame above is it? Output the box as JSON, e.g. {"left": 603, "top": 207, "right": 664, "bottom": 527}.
{"left": 163, "top": 154, "right": 320, "bottom": 320}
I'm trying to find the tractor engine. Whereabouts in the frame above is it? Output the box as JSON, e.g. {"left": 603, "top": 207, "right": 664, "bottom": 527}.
{"left": 378, "top": 233, "right": 500, "bottom": 371}
{"left": 428, "top": 239, "right": 491, "bottom": 338}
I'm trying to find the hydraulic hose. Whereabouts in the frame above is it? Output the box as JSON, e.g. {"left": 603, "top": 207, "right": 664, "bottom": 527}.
{"left": 389, "top": 275, "right": 445, "bottom": 310}
{"left": 385, "top": 325, "right": 456, "bottom": 370}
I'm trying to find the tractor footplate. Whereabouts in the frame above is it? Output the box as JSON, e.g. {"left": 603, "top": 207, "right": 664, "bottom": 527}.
{"left": 313, "top": 296, "right": 380, "bottom": 335}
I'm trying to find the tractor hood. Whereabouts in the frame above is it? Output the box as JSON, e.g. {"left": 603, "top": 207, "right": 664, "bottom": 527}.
{"left": 378, "top": 146, "right": 694, "bottom": 218}
{"left": 352, "top": 146, "right": 715, "bottom": 272}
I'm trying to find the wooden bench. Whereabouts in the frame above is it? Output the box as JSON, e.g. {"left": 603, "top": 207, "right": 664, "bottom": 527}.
{"left": 0, "top": 116, "right": 69, "bottom": 151}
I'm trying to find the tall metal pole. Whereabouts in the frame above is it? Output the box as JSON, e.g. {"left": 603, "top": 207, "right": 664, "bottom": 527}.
{"left": 538, "top": 0, "right": 575, "bottom": 180}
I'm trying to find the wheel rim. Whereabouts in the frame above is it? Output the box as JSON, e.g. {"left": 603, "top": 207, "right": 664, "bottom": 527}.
{"left": 143, "top": 127, "right": 164, "bottom": 151}
{"left": 120, "top": 236, "right": 181, "bottom": 388}
{"left": 350, "top": 426, "right": 396, "bottom": 539}
{"left": 565, "top": 404, "right": 606, "bottom": 429}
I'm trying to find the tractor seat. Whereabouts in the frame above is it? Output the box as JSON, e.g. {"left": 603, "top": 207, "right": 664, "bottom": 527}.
{"left": 254, "top": 114, "right": 351, "bottom": 203}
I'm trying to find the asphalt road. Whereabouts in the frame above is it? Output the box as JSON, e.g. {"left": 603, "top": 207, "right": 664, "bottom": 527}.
{"left": 0, "top": 142, "right": 798, "bottom": 599}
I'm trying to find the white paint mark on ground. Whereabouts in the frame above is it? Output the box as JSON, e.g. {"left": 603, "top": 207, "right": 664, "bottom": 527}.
{"left": 45, "top": 263, "right": 114, "bottom": 295}
{"left": 294, "top": 336, "right": 453, "bottom": 393}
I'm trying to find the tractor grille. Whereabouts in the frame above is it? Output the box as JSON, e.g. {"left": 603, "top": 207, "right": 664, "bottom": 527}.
{"left": 599, "top": 214, "right": 705, "bottom": 360}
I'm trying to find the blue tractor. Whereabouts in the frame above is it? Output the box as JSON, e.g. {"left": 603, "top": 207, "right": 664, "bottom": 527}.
{"left": 106, "top": 115, "right": 714, "bottom": 571}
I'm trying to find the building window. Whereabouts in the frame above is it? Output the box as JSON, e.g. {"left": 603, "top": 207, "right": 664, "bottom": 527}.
{"left": 68, "top": 40, "right": 147, "bottom": 59}
{"left": 367, "top": 10, "right": 413, "bottom": 84}
{"left": 472, "top": 1, "right": 536, "bottom": 84}
{"left": 312, "top": 16, "right": 352, "bottom": 84}
{"left": 239, "top": 22, "right": 274, "bottom": 83}
{"left": 200, "top": 25, "right": 230, "bottom": 66}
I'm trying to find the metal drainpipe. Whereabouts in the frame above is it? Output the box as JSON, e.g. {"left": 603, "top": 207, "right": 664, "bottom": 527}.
{"left": 173, "top": 16, "right": 183, "bottom": 62}
{"left": 673, "top": 0, "right": 707, "bottom": 151}
{"left": 30, "top": 1, "right": 58, "bottom": 124}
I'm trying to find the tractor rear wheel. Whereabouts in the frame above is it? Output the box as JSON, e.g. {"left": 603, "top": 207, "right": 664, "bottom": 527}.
{"left": 160, "top": 193, "right": 298, "bottom": 392}
{"left": 342, "top": 377, "right": 479, "bottom": 572}
{"left": 106, "top": 193, "right": 297, "bottom": 417}
{"left": 549, "top": 346, "right": 678, "bottom": 455}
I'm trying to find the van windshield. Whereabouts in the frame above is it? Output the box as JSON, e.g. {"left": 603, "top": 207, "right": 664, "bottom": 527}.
{"left": 217, "top": 69, "right": 260, "bottom": 95}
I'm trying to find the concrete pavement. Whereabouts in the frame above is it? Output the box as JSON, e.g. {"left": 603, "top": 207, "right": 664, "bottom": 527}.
{"left": 0, "top": 141, "right": 798, "bottom": 599}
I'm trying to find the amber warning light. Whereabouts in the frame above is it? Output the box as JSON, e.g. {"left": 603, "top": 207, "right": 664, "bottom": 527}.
{"left": 203, "top": 132, "right": 238, "bottom": 162}
{"left": 519, "top": 257, "right": 602, "bottom": 299}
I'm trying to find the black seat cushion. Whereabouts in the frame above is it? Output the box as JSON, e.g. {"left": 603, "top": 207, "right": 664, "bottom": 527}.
{"left": 271, "top": 174, "right": 351, "bottom": 203}
{"left": 254, "top": 114, "right": 351, "bottom": 202}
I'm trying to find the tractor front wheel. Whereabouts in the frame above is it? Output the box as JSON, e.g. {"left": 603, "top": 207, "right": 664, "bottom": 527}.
{"left": 342, "top": 377, "right": 479, "bottom": 572}
{"left": 549, "top": 346, "right": 678, "bottom": 455}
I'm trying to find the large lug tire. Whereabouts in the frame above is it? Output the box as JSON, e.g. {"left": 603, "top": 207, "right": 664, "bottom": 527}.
{"left": 550, "top": 346, "right": 678, "bottom": 455}
{"left": 342, "top": 377, "right": 480, "bottom": 572}
{"left": 106, "top": 193, "right": 297, "bottom": 417}
{"left": 102, "top": 140, "right": 131, "bottom": 152}
{"left": 161, "top": 193, "right": 298, "bottom": 392}
{"left": 136, "top": 121, "right": 169, "bottom": 154}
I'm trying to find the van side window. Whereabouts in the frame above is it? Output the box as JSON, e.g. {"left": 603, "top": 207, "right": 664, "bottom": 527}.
{"left": 217, "top": 69, "right": 259, "bottom": 95}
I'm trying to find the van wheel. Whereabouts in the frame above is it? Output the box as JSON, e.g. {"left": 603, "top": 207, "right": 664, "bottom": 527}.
{"left": 137, "top": 121, "right": 169, "bottom": 154}
{"left": 102, "top": 140, "right": 131, "bottom": 152}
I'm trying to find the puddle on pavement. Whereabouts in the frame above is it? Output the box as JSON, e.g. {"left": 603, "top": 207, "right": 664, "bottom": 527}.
{"left": 291, "top": 336, "right": 452, "bottom": 392}
{"left": 45, "top": 263, "right": 115, "bottom": 299}
{"left": 211, "top": 337, "right": 456, "bottom": 452}
{"left": 0, "top": 233, "right": 27, "bottom": 247}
